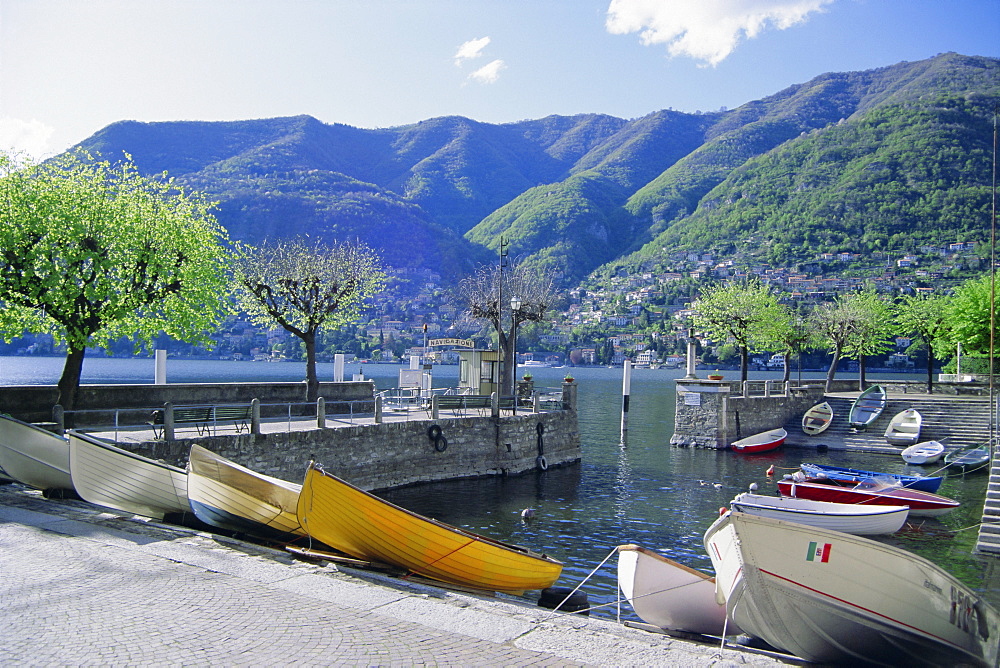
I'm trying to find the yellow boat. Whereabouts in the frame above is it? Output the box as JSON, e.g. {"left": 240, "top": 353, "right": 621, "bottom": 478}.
{"left": 296, "top": 463, "right": 563, "bottom": 593}
{"left": 187, "top": 444, "right": 305, "bottom": 542}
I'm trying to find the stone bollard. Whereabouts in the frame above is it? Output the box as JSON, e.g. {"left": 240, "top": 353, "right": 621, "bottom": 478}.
{"left": 431, "top": 394, "right": 440, "bottom": 420}
{"left": 164, "top": 402, "right": 175, "bottom": 441}
{"left": 251, "top": 398, "right": 261, "bottom": 435}
{"left": 374, "top": 395, "right": 383, "bottom": 423}
{"left": 317, "top": 397, "right": 326, "bottom": 428}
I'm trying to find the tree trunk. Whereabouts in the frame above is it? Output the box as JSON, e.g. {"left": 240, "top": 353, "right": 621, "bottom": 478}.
{"left": 782, "top": 348, "right": 792, "bottom": 384}
{"left": 739, "top": 346, "right": 749, "bottom": 383}
{"left": 303, "top": 331, "right": 319, "bottom": 403}
{"left": 926, "top": 353, "right": 934, "bottom": 393}
{"left": 825, "top": 346, "right": 842, "bottom": 393}
{"left": 858, "top": 354, "right": 866, "bottom": 391}
{"left": 500, "top": 327, "right": 514, "bottom": 397}
{"left": 57, "top": 346, "right": 87, "bottom": 413}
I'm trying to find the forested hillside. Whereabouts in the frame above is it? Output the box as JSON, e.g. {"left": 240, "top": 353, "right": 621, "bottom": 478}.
{"left": 71, "top": 52, "right": 1000, "bottom": 289}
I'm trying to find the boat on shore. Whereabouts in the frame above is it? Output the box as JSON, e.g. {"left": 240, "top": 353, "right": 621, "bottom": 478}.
{"left": 848, "top": 385, "right": 886, "bottom": 430}
{"left": 186, "top": 444, "right": 305, "bottom": 542}
{"left": 799, "top": 462, "right": 943, "bottom": 493}
{"left": 884, "top": 408, "right": 921, "bottom": 446}
{"left": 296, "top": 463, "right": 563, "bottom": 593}
{"left": 68, "top": 430, "right": 190, "bottom": 519}
{"left": 616, "top": 544, "right": 737, "bottom": 636}
{"left": 729, "top": 492, "right": 909, "bottom": 535}
{"left": 800, "top": 401, "right": 833, "bottom": 435}
{"left": 730, "top": 428, "right": 786, "bottom": 454}
{"left": 901, "top": 440, "right": 946, "bottom": 465}
{"left": 0, "top": 414, "right": 73, "bottom": 493}
{"left": 777, "top": 478, "right": 959, "bottom": 516}
{"left": 704, "top": 511, "right": 999, "bottom": 667}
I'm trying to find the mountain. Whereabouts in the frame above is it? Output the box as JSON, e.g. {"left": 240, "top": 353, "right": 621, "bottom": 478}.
{"left": 70, "top": 52, "right": 1000, "bottom": 288}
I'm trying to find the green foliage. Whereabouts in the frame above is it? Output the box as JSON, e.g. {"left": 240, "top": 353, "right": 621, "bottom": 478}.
{"left": 944, "top": 273, "right": 999, "bottom": 357}
{"left": 691, "top": 279, "right": 783, "bottom": 379}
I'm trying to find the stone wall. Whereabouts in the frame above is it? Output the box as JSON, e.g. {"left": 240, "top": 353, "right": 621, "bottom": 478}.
{"left": 0, "top": 381, "right": 375, "bottom": 425}
{"left": 124, "top": 410, "right": 581, "bottom": 491}
{"left": 671, "top": 379, "right": 823, "bottom": 449}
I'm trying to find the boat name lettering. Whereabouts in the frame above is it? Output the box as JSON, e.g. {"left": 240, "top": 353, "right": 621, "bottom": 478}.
{"left": 922, "top": 579, "right": 942, "bottom": 595}
{"left": 949, "top": 586, "right": 978, "bottom": 635}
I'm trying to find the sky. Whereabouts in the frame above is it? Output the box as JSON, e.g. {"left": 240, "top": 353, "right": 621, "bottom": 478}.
{"left": 2, "top": 0, "right": 998, "bottom": 160}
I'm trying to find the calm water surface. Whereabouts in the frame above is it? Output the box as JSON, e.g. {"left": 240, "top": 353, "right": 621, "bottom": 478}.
{"left": 1, "top": 356, "right": 994, "bottom": 619}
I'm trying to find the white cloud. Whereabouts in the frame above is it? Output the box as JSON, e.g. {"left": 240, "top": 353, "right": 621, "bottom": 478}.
{"left": 468, "top": 59, "right": 506, "bottom": 84}
{"left": 454, "top": 36, "right": 491, "bottom": 66}
{"left": 0, "top": 117, "right": 56, "bottom": 160}
{"left": 606, "top": 0, "right": 833, "bottom": 66}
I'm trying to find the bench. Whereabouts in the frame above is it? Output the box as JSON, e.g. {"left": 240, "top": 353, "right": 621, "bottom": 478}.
{"left": 148, "top": 404, "right": 253, "bottom": 438}
{"left": 435, "top": 395, "right": 493, "bottom": 416}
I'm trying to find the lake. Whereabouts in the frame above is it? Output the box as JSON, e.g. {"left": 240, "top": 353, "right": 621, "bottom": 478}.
{"left": 1, "top": 355, "right": 995, "bottom": 619}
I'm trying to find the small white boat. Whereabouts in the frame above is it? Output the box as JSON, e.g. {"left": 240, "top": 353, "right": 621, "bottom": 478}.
{"left": 616, "top": 544, "right": 739, "bottom": 636}
{"left": 186, "top": 444, "right": 305, "bottom": 542}
{"left": 729, "top": 493, "right": 908, "bottom": 535}
{"left": 68, "top": 431, "right": 190, "bottom": 519}
{"left": 884, "top": 408, "right": 922, "bottom": 446}
{"left": 731, "top": 428, "right": 786, "bottom": 454}
{"left": 801, "top": 401, "right": 833, "bottom": 435}
{"left": 704, "top": 511, "right": 999, "bottom": 667}
{"left": 901, "top": 440, "right": 946, "bottom": 465}
{"left": 0, "top": 414, "right": 72, "bottom": 492}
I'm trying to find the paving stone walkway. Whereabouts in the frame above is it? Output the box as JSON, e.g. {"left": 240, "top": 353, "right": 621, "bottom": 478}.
{"left": 0, "top": 485, "right": 790, "bottom": 667}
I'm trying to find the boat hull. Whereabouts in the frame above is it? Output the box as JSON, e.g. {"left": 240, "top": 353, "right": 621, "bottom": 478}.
{"left": 799, "top": 462, "right": 942, "bottom": 493}
{"left": 704, "top": 512, "right": 999, "bottom": 667}
{"left": 729, "top": 493, "right": 908, "bottom": 535}
{"left": 801, "top": 402, "right": 833, "bottom": 435}
{"left": 945, "top": 445, "right": 991, "bottom": 473}
{"left": 731, "top": 428, "right": 786, "bottom": 454}
{"left": 186, "top": 444, "right": 304, "bottom": 542}
{"left": 848, "top": 385, "right": 886, "bottom": 429}
{"left": 778, "top": 479, "right": 959, "bottom": 517}
{"left": 884, "top": 408, "right": 921, "bottom": 446}
{"left": 0, "top": 415, "right": 72, "bottom": 492}
{"left": 616, "top": 544, "right": 737, "bottom": 636}
{"left": 68, "top": 431, "right": 189, "bottom": 519}
{"left": 296, "top": 464, "right": 562, "bottom": 593}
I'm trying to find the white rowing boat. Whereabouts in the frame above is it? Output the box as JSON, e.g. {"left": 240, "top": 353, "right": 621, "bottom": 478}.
{"left": 729, "top": 493, "right": 909, "bottom": 535}
{"left": 0, "top": 414, "right": 72, "bottom": 492}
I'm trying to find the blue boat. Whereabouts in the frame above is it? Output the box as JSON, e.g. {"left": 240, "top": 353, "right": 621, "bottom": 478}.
{"left": 799, "top": 462, "right": 943, "bottom": 493}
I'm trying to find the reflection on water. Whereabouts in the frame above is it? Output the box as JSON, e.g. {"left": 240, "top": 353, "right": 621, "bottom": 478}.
{"left": 1, "top": 357, "right": 995, "bottom": 618}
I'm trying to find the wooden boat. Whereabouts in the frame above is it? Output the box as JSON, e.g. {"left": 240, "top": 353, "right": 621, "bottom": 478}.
{"left": 0, "top": 414, "right": 73, "bottom": 492}
{"left": 799, "top": 462, "right": 942, "bottom": 493}
{"left": 777, "top": 478, "right": 959, "bottom": 517}
{"left": 901, "top": 440, "right": 946, "bottom": 465}
{"left": 884, "top": 408, "right": 921, "bottom": 446}
{"left": 945, "top": 443, "right": 991, "bottom": 473}
{"left": 68, "top": 431, "right": 190, "bottom": 519}
{"left": 616, "top": 544, "right": 738, "bottom": 636}
{"left": 187, "top": 444, "right": 305, "bottom": 541}
{"left": 729, "top": 492, "right": 908, "bottom": 535}
{"left": 848, "top": 385, "right": 886, "bottom": 429}
{"left": 296, "top": 463, "right": 563, "bottom": 593}
{"left": 800, "top": 401, "right": 833, "bottom": 435}
{"left": 704, "top": 511, "right": 999, "bottom": 667}
{"left": 730, "top": 428, "right": 786, "bottom": 454}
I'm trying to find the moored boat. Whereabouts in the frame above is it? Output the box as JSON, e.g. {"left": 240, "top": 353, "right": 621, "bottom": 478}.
{"left": 884, "top": 408, "right": 921, "bottom": 446}
{"left": 0, "top": 414, "right": 73, "bottom": 493}
{"left": 729, "top": 492, "right": 908, "bottom": 535}
{"left": 68, "top": 430, "right": 190, "bottom": 519}
{"left": 777, "top": 477, "right": 959, "bottom": 517}
{"left": 730, "top": 428, "right": 786, "bottom": 454}
{"left": 901, "top": 440, "right": 946, "bottom": 465}
{"left": 800, "top": 401, "right": 833, "bottom": 435}
{"left": 187, "top": 444, "right": 305, "bottom": 542}
{"left": 945, "top": 442, "right": 991, "bottom": 473}
{"left": 799, "top": 462, "right": 942, "bottom": 493}
{"left": 616, "top": 544, "right": 738, "bottom": 636}
{"left": 848, "top": 385, "right": 886, "bottom": 429}
{"left": 704, "top": 511, "right": 999, "bottom": 667}
{"left": 296, "top": 463, "right": 563, "bottom": 593}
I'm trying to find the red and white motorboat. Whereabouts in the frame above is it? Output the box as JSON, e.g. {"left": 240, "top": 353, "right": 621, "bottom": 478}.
{"left": 731, "top": 428, "right": 786, "bottom": 454}
{"left": 777, "top": 478, "right": 959, "bottom": 517}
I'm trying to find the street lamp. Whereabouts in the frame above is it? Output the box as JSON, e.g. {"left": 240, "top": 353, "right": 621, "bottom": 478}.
{"left": 510, "top": 296, "right": 522, "bottom": 407}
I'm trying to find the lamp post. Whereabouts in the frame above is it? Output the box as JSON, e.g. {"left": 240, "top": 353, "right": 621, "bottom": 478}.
{"left": 510, "top": 296, "right": 522, "bottom": 410}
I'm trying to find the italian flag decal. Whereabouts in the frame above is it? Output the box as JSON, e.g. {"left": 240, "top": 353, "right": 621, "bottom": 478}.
{"left": 807, "top": 541, "right": 832, "bottom": 562}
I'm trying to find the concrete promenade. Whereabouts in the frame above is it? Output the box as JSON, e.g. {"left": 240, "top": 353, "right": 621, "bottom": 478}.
{"left": 0, "top": 484, "right": 791, "bottom": 667}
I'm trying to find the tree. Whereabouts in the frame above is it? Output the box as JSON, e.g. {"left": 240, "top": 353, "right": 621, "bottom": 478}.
{"left": 458, "top": 259, "right": 558, "bottom": 395}
{"left": 691, "top": 279, "right": 782, "bottom": 382}
{"left": 761, "top": 305, "right": 814, "bottom": 384}
{"left": 0, "top": 152, "right": 231, "bottom": 410}
{"left": 944, "top": 274, "right": 999, "bottom": 371}
{"left": 811, "top": 291, "right": 894, "bottom": 392}
{"left": 896, "top": 292, "right": 951, "bottom": 392}
{"left": 232, "top": 237, "right": 386, "bottom": 402}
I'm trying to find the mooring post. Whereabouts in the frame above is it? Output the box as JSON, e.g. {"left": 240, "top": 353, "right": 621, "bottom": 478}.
{"left": 620, "top": 360, "right": 632, "bottom": 438}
